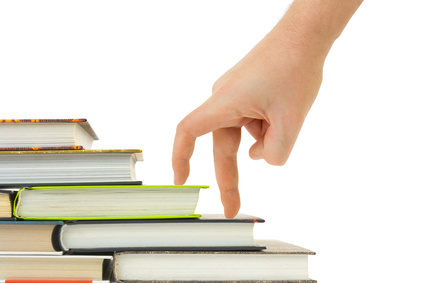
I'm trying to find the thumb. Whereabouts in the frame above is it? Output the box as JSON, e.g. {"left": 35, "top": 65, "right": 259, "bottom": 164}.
{"left": 249, "top": 114, "right": 301, "bottom": 166}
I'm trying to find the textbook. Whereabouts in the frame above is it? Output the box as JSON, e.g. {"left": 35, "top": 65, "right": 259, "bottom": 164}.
{"left": 113, "top": 240, "right": 316, "bottom": 282}
{"left": 60, "top": 214, "right": 264, "bottom": 253}
{"left": 0, "top": 255, "right": 112, "bottom": 280}
{"left": 0, "top": 149, "right": 143, "bottom": 186}
{"left": 0, "top": 118, "right": 98, "bottom": 149}
{"left": 13, "top": 185, "right": 207, "bottom": 220}
{"left": 0, "top": 215, "right": 263, "bottom": 254}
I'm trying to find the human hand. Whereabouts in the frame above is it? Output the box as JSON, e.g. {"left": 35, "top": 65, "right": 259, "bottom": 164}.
{"left": 172, "top": 33, "right": 324, "bottom": 218}
{"left": 172, "top": 0, "right": 362, "bottom": 218}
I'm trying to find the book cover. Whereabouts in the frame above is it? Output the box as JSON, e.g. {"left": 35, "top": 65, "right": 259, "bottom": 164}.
{"left": 0, "top": 148, "right": 143, "bottom": 157}
{"left": 0, "top": 146, "right": 85, "bottom": 151}
{"left": 0, "top": 118, "right": 99, "bottom": 140}
{"left": 0, "top": 181, "right": 142, "bottom": 189}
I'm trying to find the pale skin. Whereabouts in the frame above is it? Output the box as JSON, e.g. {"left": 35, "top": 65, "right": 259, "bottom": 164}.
{"left": 173, "top": 0, "right": 364, "bottom": 218}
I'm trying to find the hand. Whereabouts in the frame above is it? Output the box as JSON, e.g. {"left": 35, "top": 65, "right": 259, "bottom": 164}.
{"left": 172, "top": 0, "right": 362, "bottom": 218}
{"left": 173, "top": 34, "right": 324, "bottom": 218}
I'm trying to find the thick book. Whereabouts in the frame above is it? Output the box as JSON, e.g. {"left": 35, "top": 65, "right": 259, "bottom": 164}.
{"left": 60, "top": 214, "right": 265, "bottom": 253}
{"left": 0, "top": 118, "right": 98, "bottom": 149}
{"left": 0, "top": 254, "right": 112, "bottom": 280}
{"left": 13, "top": 185, "right": 207, "bottom": 220}
{"left": 0, "top": 215, "right": 263, "bottom": 254}
{"left": 0, "top": 220, "right": 63, "bottom": 253}
{"left": 113, "top": 240, "right": 316, "bottom": 283}
{"left": 0, "top": 149, "right": 143, "bottom": 186}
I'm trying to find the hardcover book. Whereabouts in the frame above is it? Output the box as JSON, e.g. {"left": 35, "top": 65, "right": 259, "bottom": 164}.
{"left": 0, "top": 220, "right": 63, "bottom": 253}
{"left": 0, "top": 146, "right": 85, "bottom": 151}
{"left": 0, "top": 255, "right": 112, "bottom": 280}
{"left": 113, "top": 240, "right": 316, "bottom": 283}
{"left": 13, "top": 185, "right": 207, "bottom": 220}
{"left": 59, "top": 214, "right": 265, "bottom": 253}
{"left": 0, "top": 191, "right": 14, "bottom": 220}
{"left": 0, "top": 149, "right": 143, "bottom": 186}
{"left": 0, "top": 118, "right": 98, "bottom": 149}
{"left": 0, "top": 215, "right": 263, "bottom": 254}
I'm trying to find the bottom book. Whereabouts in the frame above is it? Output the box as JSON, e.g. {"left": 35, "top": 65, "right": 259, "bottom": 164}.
{"left": 113, "top": 240, "right": 316, "bottom": 283}
{"left": 0, "top": 255, "right": 112, "bottom": 281}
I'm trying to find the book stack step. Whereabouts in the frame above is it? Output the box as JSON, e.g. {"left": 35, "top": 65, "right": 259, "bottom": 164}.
{"left": 0, "top": 118, "right": 316, "bottom": 282}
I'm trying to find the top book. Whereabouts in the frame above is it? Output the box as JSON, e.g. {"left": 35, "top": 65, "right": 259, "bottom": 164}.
{"left": 0, "top": 119, "right": 99, "bottom": 149}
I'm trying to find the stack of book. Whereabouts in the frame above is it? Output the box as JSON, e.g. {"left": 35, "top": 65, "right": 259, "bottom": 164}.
{"left": 0, "top": 118, "right": 316, "bottom": 283}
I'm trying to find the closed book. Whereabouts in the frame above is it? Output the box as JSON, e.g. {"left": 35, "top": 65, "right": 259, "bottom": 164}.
{"left": 0, "top": 191, "right": 15, "bottom": 220}
{"left": 59, "top": 214, "right": 265, "bottom": 254}
{"left": 0, "top": 118, "right": 98, "bottom": 149}
{"left": 13, "top": 185, "right": 207, "bottom": 220}
{"left": 0, "top": 220, "right": 63, "bottom": 253}
{"left": 1, "top": 214, "right": 259, "bottom": 254}
{"left": 0, "top": 281, "right": 109, "bottom": 283}
{"left": 0, "top": 255, "right": 112, "bottom": 281}
{"left": 0, "top": 146, "right": 85, "bottom": 151}
{"left": 0, "top": 149, "right": 143, "bottom": 186}
{"left": 113, "top": 240, "right": 316, "bottom": 283}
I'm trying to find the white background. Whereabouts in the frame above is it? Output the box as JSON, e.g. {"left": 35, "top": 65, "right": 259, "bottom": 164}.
{"left": 1, "top": 1, "right": 423, "bottom": 282}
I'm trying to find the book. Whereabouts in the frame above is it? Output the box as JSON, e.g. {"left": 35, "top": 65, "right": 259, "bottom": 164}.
{"left": 0, "top": 255, "right": 112, "bottom": 280}
{"left": 0, "top": 149, "right": 143, "bottom": 186}
{"left": 0, "top": 118, "right": 98, "bottom": 149}
{"left": 0, "top": 221, "right": 63, "bottom": 253}
{"left": 113, "top": 240, "right": 316, "bottom": 282}
{"left": 0, "top": 146, "right": 85, "bottom": 151}
{"left": 13, "top": 185, "right": 207, "bottom": 220}
{"left": 0, "top": 281, "right": 109, "bottom": 283}
{"left": 1, "top": 214, "right": 258, "bottom": 254}
{"left": 59, "top": 214, "right": 264, "bottom": 253}
{"left": 0, "top": 191, "right": 14, "bottom": 220}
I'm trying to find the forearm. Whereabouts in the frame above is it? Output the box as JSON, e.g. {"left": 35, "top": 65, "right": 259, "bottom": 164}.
{"left": 262, "top": 0, "right": 363, "bottom": 67}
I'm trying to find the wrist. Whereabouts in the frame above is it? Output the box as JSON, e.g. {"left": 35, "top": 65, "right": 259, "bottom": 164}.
{"left": 265, "top": 0, "right": 363, "bottom": 67}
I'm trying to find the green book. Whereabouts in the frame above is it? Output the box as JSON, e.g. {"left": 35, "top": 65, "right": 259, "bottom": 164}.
{"left": 13, "top": 185, "right": 207, "bottom": 220}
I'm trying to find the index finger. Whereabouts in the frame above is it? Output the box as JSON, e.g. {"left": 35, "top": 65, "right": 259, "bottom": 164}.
{"left": 172, "top": 96, "right": 234, "bottom": 185}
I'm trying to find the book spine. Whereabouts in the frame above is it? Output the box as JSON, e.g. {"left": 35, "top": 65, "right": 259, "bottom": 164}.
{"left": 103, "top": 258, "right": 114, "bottom": 281}
{"left": 51, "top": 224, "right": 66, "bottom": 252}
{"left": 11, "top": 188, "right": 24, "bottom": 219}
